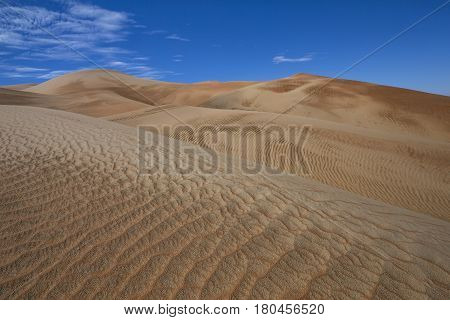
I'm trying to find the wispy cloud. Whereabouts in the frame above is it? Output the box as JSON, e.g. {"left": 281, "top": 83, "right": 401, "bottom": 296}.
{"left": 37, "top": 70, "right": 81, "bottom": 79}
{"left": 1, "top": 60, "right": 174, "bottom": 81}
{"left": 272, "top": 54, "right": 313, "bottom": 64}
{"left": 108, "top": 61, "right": 129, "bottom": 67}
{"left": 0, "top": 3, "right": 131, "bottom": 55}
{"left": 165, "top": 34, "right": 190, "bottom": 42}
{"left": 15, "top": 67, "right": 48, "bottom": 72}
{"left": 0, "top": 1, "right": 179, "bottom": 81}
{"left": 173, "top": 54, "right": 183, "bottom": 62}
{"left": 0, "top": 64, "right": 50, "bottom": 78}
{"left": 146, "top": 30, "right": 190, "bottom": 42}
{"left": 122, "top": 65, "right": 178, "bottom": 79}
{"left": 104, "top": 61, "right": 176, "bottom": 79}
{"left": 146, "top": 29, "right": 167, "bottom": 35}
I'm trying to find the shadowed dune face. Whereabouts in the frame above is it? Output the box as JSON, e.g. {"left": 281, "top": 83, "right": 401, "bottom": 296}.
{"left": 0, "top": 105, "right": 449, "bottom": 299}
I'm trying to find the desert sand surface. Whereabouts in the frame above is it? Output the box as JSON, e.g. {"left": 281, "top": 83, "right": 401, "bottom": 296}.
{"left": 1, "top": 70, "right": 449, "bottom": 299}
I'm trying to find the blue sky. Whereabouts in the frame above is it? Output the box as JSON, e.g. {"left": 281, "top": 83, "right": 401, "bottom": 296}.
{"left": 0, "top": 0, "right": 449, "bottom": 95}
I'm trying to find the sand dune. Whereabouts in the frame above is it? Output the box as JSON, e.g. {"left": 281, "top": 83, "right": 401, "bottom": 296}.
{"left": 1, "top": 105, "right": 449, "bottom": 299}
{"left": 21, "top": 70, "right": 255, "bottom": 117}
{"left": 1, "top": 70, "right": 449, "bottom": 299}
{"left": 201, "top": 73, "right": 450, "bottom": 141}
{"left": 106, "top": 104, "right": 450, "bottom": 220}
{"left": 11, "top": 70, "right": 450, "bottom": 141}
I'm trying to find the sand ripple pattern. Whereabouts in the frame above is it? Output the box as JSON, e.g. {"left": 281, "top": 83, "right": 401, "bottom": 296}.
{"left": 160, "top": 112, "right": 450, "bottom": 220}
{"left": 0, "top": 106, "right": 449, "bottom": 299}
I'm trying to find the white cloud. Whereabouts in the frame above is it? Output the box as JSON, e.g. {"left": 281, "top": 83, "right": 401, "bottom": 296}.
{"left": 0, "top": 72, "right": 31, "bottom": 78}
{"left": 0, "top": 1, "right": 180, "bottom": 82}
{"left": 92, "top": 46, "right": 132, "bottom": 56}
{"left": 0, "top": 2, "right": 131, "bottom": 59}
{"left": 0, "top": 66, "right": 74, "bottom": 79}
{"left": 0, "top": 31, "right": 25, "bottom": 46}
{"left": 101, "top": 61, "right": 176, "bottom": 80}
{"left": 37, "top": 70, "right": 79, "bottom": 79}
{"left": 14, "top": 47, "right": 86, "bottom": 61}
{"left": 121, "top": 65, "right": 175, "bottom": 79}
{"left": 172, "top": 54, "right": 183, "bottom": 62}
{"left": 0, "top": 64, "right": 47, "bottom": 74}
{"left": 272, "top": 54, "right": 313, "bottom": 64}
{"left": 146, "top": 30, "right": 190, "bottom": 43}
{"left": 165, "top": 34, "right": 190, "bottom": 42}
{"left": 15, "top": 67, "right": 48, "bottom": 72}
{"left": 108, "top": 61, "right": 128, "bottom": 67}
{"left": 146, "top": 29, "right": 167, "bottom": 35}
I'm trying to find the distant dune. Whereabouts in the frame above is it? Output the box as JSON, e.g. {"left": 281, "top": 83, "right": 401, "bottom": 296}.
{"left": 0, "top": 70, "right": 449, "bottom": 299}
{"left": 20, "top": 70, "right": 255, "bottom": 117}
{"left": 201, "top": 73, "right": 450, "bottom": 141}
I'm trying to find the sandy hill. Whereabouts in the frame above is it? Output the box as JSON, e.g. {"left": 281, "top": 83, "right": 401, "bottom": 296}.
{"left": 108, "top": 104, "right": 450, "bottom": 220}
{"left": 1, "top": 69, "right": 449, "bottom": 299}
{"left": 23, "top": 70, "right": 255, "bottom": 117}
{"left": 200, "top": 73, "right": 450, "bottom": 141}
{"left": 4, "top": 70, "right": 450, "bottom": 218}
{"left": 14, "top": 69, "right": 450, "bottom": 141}
{"left": 95, "top": 72, "right": 450, "bottom": 220}
{"left": 0, "top": 105, "right": 448, "bottom": 299}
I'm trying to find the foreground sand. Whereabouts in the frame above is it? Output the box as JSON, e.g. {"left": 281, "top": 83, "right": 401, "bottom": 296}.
{"left": 1, "top": 70, "right": 449, "bottom": 299}
{"left": 1, "top": 105, "right": 449, "bottom": 299}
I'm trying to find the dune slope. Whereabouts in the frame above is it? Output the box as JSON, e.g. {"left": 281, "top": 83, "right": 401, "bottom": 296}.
{"left": 201, "top": 73, "right": 450, "bottom": 141}
{"left": 107, "top": 105, "right": 450, "bottom": 220}
{"left": 23, "top": 70, "right": 255, "bottom": 117}
{"left": 0, "top": 105, "right": 449, "bottom": 299}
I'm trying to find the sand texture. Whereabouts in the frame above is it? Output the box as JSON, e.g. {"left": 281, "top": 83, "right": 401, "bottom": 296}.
{"left": 0, "top": 70, "right": 449, "bottom": 299}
